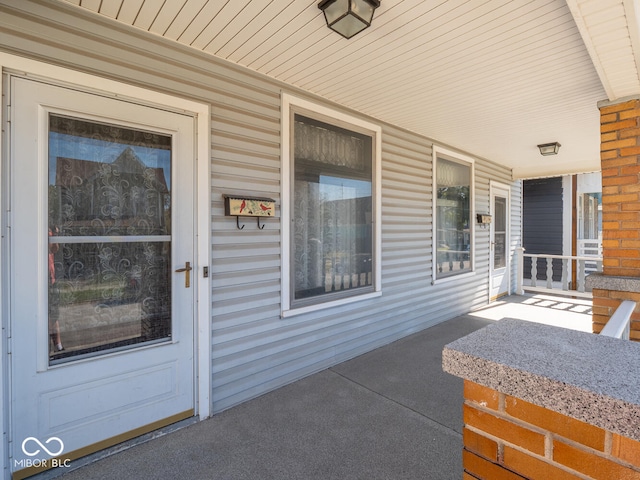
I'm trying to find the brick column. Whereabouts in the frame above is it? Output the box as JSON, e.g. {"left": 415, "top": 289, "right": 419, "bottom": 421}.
{"left": 591, "top": 98, "right": 640, "bottom": 340}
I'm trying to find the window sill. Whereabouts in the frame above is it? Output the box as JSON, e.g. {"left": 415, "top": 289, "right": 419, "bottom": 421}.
{"left": 431, "top": 270, "right": 476, "bottom": 285}
{"left": 281, "top": 291, "right": 382, "bottom": 319}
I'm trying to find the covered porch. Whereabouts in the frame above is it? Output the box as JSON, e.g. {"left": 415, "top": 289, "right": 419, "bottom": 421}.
{"left": 35, "top": 294, "right": 591, "bottom": 480}
{"left": 3, "top": 2, "right": 640, "bottom": 479}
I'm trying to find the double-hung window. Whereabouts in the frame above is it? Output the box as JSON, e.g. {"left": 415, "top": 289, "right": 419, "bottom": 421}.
{"left": 433, "top": 147, "right": 474, "bottom": 281}
{"left": 282, "top": 95, "right": 381, "bottom": 315}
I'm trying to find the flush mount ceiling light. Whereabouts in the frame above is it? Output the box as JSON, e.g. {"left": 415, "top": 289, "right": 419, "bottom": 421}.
{"left": 537, "top": 142, "right": 561, "bottom": 156}
{"left": 318, "top": 0, "right": 380, "bottom": 39}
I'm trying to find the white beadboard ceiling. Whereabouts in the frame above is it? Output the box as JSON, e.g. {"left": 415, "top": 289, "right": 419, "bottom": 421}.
{"left": 60, "top": 0, "right": 640, "bottom": 178}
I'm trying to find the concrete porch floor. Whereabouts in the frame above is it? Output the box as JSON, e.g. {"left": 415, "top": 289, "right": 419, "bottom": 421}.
{"left": 49, "top": 294, "right": 591, "bottom": 480}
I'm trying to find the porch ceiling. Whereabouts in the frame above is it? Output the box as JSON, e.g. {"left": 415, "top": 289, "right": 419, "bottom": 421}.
{"left": 59, "top": 0, "right": 640, "bottom": 179}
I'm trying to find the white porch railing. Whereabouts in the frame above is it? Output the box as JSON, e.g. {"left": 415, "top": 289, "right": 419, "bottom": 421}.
{"left": 577, "top": 237, "right": 602, "bottom": 257}
{"left": 600, "top": 300, "right": 635, "bottom": 340}
{"left": 516, "top": 247, "right": 603, "bottom": 298}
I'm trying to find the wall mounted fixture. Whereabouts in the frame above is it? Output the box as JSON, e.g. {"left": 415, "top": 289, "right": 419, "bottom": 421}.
{"left": 318, "top": 0, "right": 380, "bottom": 39}
{"left": 476, "top": 214, "right": 492, "bottom": 225}
{"left": 223, "top": 195, "right": 276, "bottom": 230}
{"left": 537, "top": 142, "right": 561, "bottom": 156}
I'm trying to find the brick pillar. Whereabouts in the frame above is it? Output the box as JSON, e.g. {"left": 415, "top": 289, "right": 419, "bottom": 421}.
{"left": 591, "top": 98, "right": 640, "bottom": 340}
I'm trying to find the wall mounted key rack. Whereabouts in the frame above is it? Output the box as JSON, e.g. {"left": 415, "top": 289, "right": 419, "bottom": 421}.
{"left": 223, "top": 194, "right": 276, "bottom": 230}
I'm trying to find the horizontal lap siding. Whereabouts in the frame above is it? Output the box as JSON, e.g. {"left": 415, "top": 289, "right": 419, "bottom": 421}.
{"left": 1, "top": 0, "right": 515, "bottom": 415}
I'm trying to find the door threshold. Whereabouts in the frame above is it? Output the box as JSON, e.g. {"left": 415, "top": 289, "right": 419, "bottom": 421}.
{"left": 13, "top": 411, "right": 196, "bottom": 480}
{"left": 490, "top": 292, "right": 509, "bottom": 303}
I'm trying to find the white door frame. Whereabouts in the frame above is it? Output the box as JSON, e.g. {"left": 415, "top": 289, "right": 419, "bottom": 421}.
{"left": 489, "top": 181, "right": 511, "bottom": 302}
{"left": 0, "top": 53, "right": 211, "bottom": 480}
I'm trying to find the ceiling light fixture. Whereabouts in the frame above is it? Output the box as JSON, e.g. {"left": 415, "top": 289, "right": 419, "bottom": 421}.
{"left": 318, "top": 0, "right": 380, "bottom": 39}
{"left": 537, "top": 142, "right": 561, "bottom": 156}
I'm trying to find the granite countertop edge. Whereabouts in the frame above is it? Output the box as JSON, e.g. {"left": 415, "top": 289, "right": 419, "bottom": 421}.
{"left": 442, "top": 319, "right": 640, "bottom": 442}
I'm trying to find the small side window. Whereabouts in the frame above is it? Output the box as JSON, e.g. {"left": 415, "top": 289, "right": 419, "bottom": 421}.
{"left": 434, "top": 150, "right": 474, "bottom": 280}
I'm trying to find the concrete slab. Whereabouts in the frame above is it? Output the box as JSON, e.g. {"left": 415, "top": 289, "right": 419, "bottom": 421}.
{"left": 49, "top": 316, "right": 492, "bottom": 480}
{"left": 41, "top": 293, "right": 589, "bottom": 480}
{"left": 56, "top": 371, "right": 464, "bottom": 480}
{"left": 468, "top": 294, "right": 592, "bottom": 332}
{"left": 331, "top": 316, "right": 494, "bottom": 433}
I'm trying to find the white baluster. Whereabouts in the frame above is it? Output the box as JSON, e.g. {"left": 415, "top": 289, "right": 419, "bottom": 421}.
{"left": 578, "top": 259, "right": 585, "bottom": 293}
{"left": 531, "top": 256, "right": 537, "bottom": 287}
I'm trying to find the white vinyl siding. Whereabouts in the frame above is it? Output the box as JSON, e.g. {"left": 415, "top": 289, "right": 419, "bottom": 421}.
{"left": 0, "top": 1, "right": 519, "bottom": 417}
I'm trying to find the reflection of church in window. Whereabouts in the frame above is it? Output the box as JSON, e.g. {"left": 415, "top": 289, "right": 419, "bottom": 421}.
{"left": 52, "top": 147, "right": 170, "bottom": 236}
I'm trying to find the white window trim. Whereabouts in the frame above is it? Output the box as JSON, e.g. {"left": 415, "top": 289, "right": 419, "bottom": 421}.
{"left": 281, "top": 93, "right": 382, "bottom": 318}
{"left": 0, "top": 52, "right": 212, "bottom": 427}
{"left": 432, "top": 145, "right": 476, "bottom": 285}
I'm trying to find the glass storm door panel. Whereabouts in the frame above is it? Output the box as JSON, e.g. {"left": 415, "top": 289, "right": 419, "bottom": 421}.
{"left": 48, "top": 114, "right": 174, "bottom": 364}
{"left": 9, "top": 76, "right": 196, "bottom": 474}
{"left": 490, "top": 185, "right": 510, "bottom": 301}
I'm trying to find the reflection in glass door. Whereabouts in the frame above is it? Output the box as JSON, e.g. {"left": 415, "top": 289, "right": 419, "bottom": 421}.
{"left": 48, "top": 114, "right": 173, "bottom": 364}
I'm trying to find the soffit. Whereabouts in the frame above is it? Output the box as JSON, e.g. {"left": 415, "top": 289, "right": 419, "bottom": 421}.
{"left": 58, "top": 0, "right": 640, "bottom": 179}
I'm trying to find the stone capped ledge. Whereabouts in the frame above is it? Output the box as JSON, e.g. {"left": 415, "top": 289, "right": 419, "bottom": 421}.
{"left": 442, "top": 318, "right": 640, "bottom": 441}
{"left": 586, "top": 272, "right": 640, "bottom": 293}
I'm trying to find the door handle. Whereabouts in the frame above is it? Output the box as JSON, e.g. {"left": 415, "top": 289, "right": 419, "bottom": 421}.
{"left": 175, "top": 261, "right": 193, "bottom": 288}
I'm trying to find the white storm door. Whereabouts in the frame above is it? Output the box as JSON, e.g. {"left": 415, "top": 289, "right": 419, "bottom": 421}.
{"left": 490, "top": 183, "right": 510, "bottom": 301}
{"left": 9, "top": 76, "right": 195, "bottom": 471}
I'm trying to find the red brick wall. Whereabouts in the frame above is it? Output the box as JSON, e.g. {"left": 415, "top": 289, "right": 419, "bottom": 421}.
{"left": 462, "top": 381, "right": 640, "bottom": 480}
{"left": 600, "top": 99, "right": 640, "bottom": 278}
{"left": 595, "top": 99, "right": 640, "bottom": 340}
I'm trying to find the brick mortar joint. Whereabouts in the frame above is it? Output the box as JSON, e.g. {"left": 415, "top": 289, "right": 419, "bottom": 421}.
{"left": 464, "top": 424, "right": 593, "bottom": 480}
{"left": 466, "top": 420, "right": 640, "bottom": 477}
{"left": 605, "top": 431, "right": 613, "bottom": 455}
{"left": 464, "top": 399, "right": 582, "bottom": 449}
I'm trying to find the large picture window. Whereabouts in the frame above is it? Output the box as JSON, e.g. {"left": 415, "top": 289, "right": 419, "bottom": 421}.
{"left": 434, "top": 152, "right": 473, "bottom": 280}
{"left": 291, "top": 114, "right": 374, "bottom": 307}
